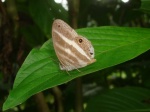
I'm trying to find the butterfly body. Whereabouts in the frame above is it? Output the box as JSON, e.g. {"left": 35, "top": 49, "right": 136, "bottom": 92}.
{"left": 52, "top": 19, "right": 96, "bottom": 71}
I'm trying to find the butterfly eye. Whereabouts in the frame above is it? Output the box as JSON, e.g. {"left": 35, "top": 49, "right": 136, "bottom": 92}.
{"left": 79, "top": 39, "right": 83, "bottom": 43}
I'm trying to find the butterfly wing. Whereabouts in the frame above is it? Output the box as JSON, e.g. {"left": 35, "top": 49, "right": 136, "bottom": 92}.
{"left": 52, "top": 19, "right": 78, "bottom": 71}
{"left": 52, "top": 19, "right": 96, "bottom": 71}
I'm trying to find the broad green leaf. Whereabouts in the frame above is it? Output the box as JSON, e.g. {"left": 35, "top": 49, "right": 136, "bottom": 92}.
{"left": 3, "top": 26, "right": 150, "bottom": 111}
{"left": 85, "top": 87, "right": 150, "bottom": 112}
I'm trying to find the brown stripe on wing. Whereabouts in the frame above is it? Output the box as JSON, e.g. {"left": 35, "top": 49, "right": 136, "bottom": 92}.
{"left": 54, "top": 41, "right": 85, "bottom": 67}
{"left": 52, "top": 19, "right": 91, "bottom": 61}
{"left": 52, "top": 31, "right": 91, "bottom": 64}
{"left": 52, "top": 19, "right": 78, "bottom": 39}
{"left": 56, "top": 51, "right": 82, "bottom": 71}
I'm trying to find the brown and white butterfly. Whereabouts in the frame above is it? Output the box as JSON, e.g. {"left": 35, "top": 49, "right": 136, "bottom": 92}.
{"left": 52, "top": 19, "right": 96, "bottom": 71}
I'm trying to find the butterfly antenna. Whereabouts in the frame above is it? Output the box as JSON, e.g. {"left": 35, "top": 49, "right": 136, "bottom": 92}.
{"left": 59, "top": 59, "right": 71, "bottom": 75}
{"left": 76, "top": 68, "right": 81, "bottom": 72}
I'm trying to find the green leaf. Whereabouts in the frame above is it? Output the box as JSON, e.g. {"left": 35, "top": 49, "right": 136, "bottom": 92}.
{"left": 85, "top": 87, "right": 150, "bottom": 112}
{"left": 3, "top": 26, "right": 150, "bottom": 111}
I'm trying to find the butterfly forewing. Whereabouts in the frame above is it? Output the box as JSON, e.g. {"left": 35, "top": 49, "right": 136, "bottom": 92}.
{"left": 52, "top": 19, "right": 96, "bottom": 71}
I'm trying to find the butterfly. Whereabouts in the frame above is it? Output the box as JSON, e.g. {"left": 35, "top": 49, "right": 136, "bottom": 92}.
{"left": 52, "top": 19, "right": 96, "bottom": 71}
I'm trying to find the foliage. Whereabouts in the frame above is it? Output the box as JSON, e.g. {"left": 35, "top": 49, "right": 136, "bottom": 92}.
{"left": 1, "top": 0, "right": 150, "bottom": 111}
